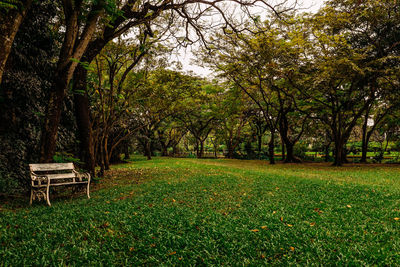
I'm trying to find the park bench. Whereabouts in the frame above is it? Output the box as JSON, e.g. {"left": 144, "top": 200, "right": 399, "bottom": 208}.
{"left": 29, "top": 163, "right": 90, "bottom": 206}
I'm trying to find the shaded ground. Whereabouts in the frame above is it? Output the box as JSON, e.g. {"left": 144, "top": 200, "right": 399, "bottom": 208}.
{"left": 1, "top": 157, "right": 400, "bottom": 265}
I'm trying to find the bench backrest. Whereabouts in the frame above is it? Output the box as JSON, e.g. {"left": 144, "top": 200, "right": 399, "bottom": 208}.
{"left": 29, "top": 163, "right": 75, "bottom": 172}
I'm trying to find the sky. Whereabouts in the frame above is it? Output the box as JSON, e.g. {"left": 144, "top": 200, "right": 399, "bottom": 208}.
{"left": 175, "top": 0, "right": 325, "bottom": 77}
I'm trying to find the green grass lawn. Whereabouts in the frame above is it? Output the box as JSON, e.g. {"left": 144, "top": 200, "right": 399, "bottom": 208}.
{"left": 2, "top": 157, "right": 400, "bottom": 265}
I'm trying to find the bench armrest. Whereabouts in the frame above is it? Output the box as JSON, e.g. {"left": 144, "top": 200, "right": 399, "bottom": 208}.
{"left": 73, "top": 170, "right": 91, "bottom": 183}
{"left": 30, "top": 172, "right": 49, "bottom": 187}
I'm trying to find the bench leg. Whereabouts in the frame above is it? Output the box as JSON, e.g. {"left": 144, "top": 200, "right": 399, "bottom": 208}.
{"left": 30, "top": 188, "right": 33, "bottom": 205}
{"left": 46, "top": 185, "right": 51, "bottom": 206}
{"left": 86, "top": 182, "right": 90, "bottom": 199}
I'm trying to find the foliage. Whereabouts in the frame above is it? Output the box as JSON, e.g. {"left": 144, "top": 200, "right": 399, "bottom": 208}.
{"left": 53, "top": 152, "right": 82, "bottom": 164}
{"left": 0, "top": 0, "right": 21, "bottom": 11}
{"left": 0, "top": 0, "right": 61, "bottom": 193}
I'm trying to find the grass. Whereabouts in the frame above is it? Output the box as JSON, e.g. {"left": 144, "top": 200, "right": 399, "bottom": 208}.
{"left": 1, "top": 157, "right": 400, "bottom": 265}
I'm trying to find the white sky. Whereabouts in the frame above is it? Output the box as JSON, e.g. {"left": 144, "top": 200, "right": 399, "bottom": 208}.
{"left": 175, "top": 0, "right": 325, "bottom": 77}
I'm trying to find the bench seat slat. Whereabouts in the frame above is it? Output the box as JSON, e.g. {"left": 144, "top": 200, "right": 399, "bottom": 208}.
{"left": 49, "top": 181, "right": 88, "bottom": 186}
{"left": 32, "top": 181, "right": 88, "bottom": 187}
{"left": 45, "top": 173, "right": 76, "bottom": 179}
{"left": 29, "top": 163, "right": 74, "bottom": 171}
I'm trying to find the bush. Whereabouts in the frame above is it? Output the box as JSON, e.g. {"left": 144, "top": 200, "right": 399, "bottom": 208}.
{"left": 53, "top": 152, "right": 82, "bottom": 164}
{"left": 294, "top": 142, "right": 308, "bottom": 159}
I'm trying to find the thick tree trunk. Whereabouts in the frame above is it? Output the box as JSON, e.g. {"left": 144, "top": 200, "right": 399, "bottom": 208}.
{"left": 123, "top": 143, "right": 130, "bottom": 160}
{"left": 333, "top": 139, "right": 344, "bottom": 166}
{"left": 172, "top": 145, "right": 178, "bottom": 156}
{"left": 227, "top": 142, "right": 234, "bottom": 159}
{"left": 324, "top": 145, "right": 330, "bottom": 162}
{"left": 278, "top": 118, "right": 300, "bottom": 163}
{"left": 197, "top": 140, "right": 204, "bottom": 158}
{"left": 257, "top": 134, "right": 262, "bottom": 159}
{"left": 39, "top": 73, "right": 69, "bottom": 162}
{"left": 0, "top": 1, "right": 33, "bottom": 84}
{"left": 145, "top": 140, "right": 152, "bottom": 160}
{"left": 284, "top": 143, "right": 301, "bottom": 163}
{"left": 280, "top": 135, "right": 285, "bottom": 161}
{"left": 73, "top": 66, "right": 95, "bottom": 175}
{"left": 160, "top": 142, "right": 168, "bottom": 156}
{"left": 268, "top": 132, "right": 275, "bottom": 165}
{"left": 361, "top": 141, "right": 368, "bottom": 163}
{"left": 39, "top": 2, "right": 102, "bottom": 162}
{"left": 342, "top": 146, "right": 349, "bottom": 163}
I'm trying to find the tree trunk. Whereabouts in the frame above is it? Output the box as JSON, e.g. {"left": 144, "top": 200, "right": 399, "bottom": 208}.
{"left": 333, "top": 139, "right": 344, "bottom": 166}
{"left": 284, "top": 142, "right": 300, "bottom": 163}
{"left": 104, "top": 137, "right": 110, "bottom": 170}
{"left": 0, "top": 1, "right": 33, "bottom": 84}
{"left": 280, "top": 135, "right": 285, "bottom": 161}
{"left": 98, "top": 140, "right": 105, "bottom": 177}
{"left": 145, "top": 140, "right": 152, "bottom": 160}
{"left": 197, "top": 140, "right": 204, "bottom": 158}
{"left": 172, "top": 144, "right": 178, "bottom": 156}
{"left": 360, "top": 110, "right": 370, "bottom": 163}
{"left": 123, "top": 142, "right": 130, "bottom": 160}
{"left": 160, "top": 142, "right": 168, "bottom": 156}
{"left": 268, "top": 132, "right": 275, "bottom": 165}
{"left": 324, "top": 145, "right": 330, "bottom": 162}
{"left": 195, "top": 141, "right": 200, "bottom": 158}
{"left": 39, "top": 73, "right": 69, "bottom": 162}
{"left": 73, "top": 66, "right": 95, "bottom": 175}
{"left": 227, "top": 142, "right": 234, "bottom": 159}
{"left": 39, "top": 2, "right": 102, "bottom": 162}
{"left": 257, "top": 134, "right": 262, "bottom": 159}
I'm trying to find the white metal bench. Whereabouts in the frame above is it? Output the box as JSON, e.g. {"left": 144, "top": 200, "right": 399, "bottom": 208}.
{"left": 29, "top": 163, "right": 90, "bottom": 206}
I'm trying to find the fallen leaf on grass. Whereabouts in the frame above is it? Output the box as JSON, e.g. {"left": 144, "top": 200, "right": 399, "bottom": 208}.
{"left": 314, "top": 208, "right": 323, "bottom": 214}
{"left": 346, "top": 205, "right": 352, "bottom": 208}
{"left": 290, "top": 247, "right": 295, "bottom": 251}
{"left": 250, "top": 229, "right": 259, "bottom": 232}
{"left": 310, "top": 222, "right": 316, "bottom": 227}
{"left": 261, "top": 226, "right": 268, "bottom": 230}
{"left": 394, "top": 218, "right": 400, "bottom": 221}
{"left": 287, "top": 224, "right": 293, "bottom": 227}
{"left": 129, "top": 247, "right": 134, "bottom": 252}
{"left": 168, "top": 251, "right": 176, "bottom": 255}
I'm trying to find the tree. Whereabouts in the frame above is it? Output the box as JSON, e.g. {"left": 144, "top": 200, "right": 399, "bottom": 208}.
{"left": 67, "top": 0, "right": 282, "bottom": 170}
{"left": 201, "top": 23, "right": 309, "bottom": 163}
{"left": 0, "top": 0, "right": 60, "bottom": 192}
{"left": 217, "top": 85, "right": 249, "bottom": 158}
{"left": 295, "top": 0, "right": 400, "bottom": 165}
{"left": 0, "top": 0, "right": 33, "bottom": 84}
{"left": 178, "top": 81, "right": 222, "bottom": 158}
{"left": 39, "top": 0, "right": 114, "bottom": 163}
{"left": 132, "top": 69, "right": 197, "bottom": 159}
